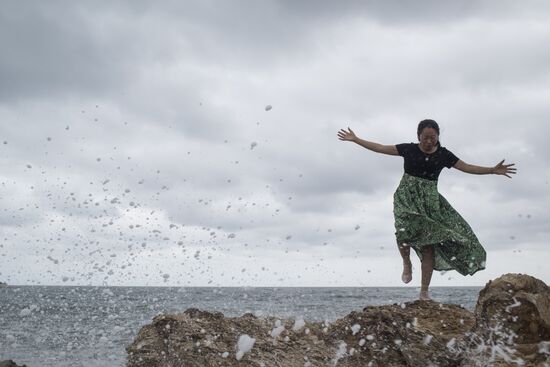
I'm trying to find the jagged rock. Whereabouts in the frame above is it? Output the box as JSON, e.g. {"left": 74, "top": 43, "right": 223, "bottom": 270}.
{"left": 323, "top": 300, "right": 473, "bottom": 366}
{"left": 127, "top": 307, "right": 335, "bottom": 367}
{"left": 459, "top": 273, "right": 550, "bottom": 366}
{"left": 474, "top": 273, "right": 550, "bottom": 343}
{"left": 127, "top": 302, "right": 473, "bottom": 366}
{"left": 127, "top": 274, "right": 550, "bottom": 367}
{"left": 0, "top": 360, "right": 27, "bottom": 367}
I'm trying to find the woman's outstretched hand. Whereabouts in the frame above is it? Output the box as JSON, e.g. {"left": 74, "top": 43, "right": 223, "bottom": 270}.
{"left": 493, "top": 159, "right": 517, "bottom": 178}
{"left": 337, "top": 127, "right": 357, "bottom": 142}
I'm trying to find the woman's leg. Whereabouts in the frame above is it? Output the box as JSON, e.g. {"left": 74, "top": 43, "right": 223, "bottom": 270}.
{"left": 398, "top": 243, "right": 412, "bottom": 283}
{"left": 420, "top": 245, "right": 435, "bottom": 300}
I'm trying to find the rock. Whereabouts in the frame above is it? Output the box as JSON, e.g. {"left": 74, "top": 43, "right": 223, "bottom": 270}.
{"left": 473, "top": 273, "right": 550, "bottom": 343}
{"left": 127, "top": 308, "right": 335, "bottom": 367}
{"left": 127, "top": 303, "right": 473, "bottom": 366}
{"left": 127, "top": 274, "right": 550, "bottom": 367}
{"left": 325, "top": 300, "right": 474, "bottom": 366}
{"left": 459, "top": 273, "right": 550, "bottom": 366}
{"left": 0, "top": 360, "right": 27, "bottom": 367}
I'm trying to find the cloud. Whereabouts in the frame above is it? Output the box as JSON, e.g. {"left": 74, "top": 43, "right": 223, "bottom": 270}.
{"left": 1, "top": 0, "right": 549, "bottom": 286}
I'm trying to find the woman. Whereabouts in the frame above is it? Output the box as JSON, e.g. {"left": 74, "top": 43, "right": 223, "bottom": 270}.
{"left": 337, "top": 119, "right": 516, "bottom": 300}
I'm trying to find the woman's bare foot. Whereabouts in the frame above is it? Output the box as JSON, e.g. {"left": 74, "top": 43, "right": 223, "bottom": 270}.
{"left": 401, "top": 260, "right": 412, "bottom": 284}
{"left": 419, "top": 289, "right": 431, "bottom": 300}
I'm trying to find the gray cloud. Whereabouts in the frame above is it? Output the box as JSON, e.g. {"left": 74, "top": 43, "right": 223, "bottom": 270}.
{"left": 0, "top": 4, "right": 134, "bottom": 102}
{"left": 1, "top": 0, "right": 549, "bottom": 286}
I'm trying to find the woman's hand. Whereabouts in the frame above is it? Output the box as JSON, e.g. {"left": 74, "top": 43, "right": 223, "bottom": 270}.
{"left": 493, "top": 159, "right": 517, "bottom": 178}
{"left": 337, "top": 127, "right": 357, "bottom": 142}
{"left": 337, "top": 128, "right": 399, "bottom": 155}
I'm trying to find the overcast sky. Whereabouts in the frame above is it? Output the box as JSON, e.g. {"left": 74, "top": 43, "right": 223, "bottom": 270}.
{"left": 1, "top": 0, "right": 549, "bottom": 287}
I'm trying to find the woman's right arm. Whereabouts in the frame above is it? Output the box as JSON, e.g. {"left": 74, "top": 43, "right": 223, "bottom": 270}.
{"left": 337, "top": 127, "right": 399, "bottom": 156}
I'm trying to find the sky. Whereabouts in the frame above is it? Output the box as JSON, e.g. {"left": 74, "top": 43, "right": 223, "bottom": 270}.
{"left": 1, "top": 0, "right": 549, "bottom": 287}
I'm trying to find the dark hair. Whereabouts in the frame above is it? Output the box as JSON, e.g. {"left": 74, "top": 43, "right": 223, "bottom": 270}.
{"left": 417, "top": 119, "right": 440, "bottom": 145}
{"left": 417, "top": 119, "right": 439, "bottom": 137}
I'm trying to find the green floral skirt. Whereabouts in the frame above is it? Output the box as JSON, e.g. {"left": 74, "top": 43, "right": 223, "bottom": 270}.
{"left": 393, "top": 173, "right": 486, "bottom": 276}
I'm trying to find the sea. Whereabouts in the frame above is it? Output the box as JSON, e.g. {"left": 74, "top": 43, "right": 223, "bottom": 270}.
{"left": 0, "top": 286, "right": 481, "bottom": 367}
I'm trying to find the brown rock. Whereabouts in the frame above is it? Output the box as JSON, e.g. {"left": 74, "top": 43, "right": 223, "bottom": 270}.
{"left": 325, "top": 300, "right": 474, "bottom": 366}
{"left": 127, "top": 274, "right": 550, "bottom": 367}
{"left": 460, "top": 273, "right": 550, "bottom": 366}
{"left": 127, "top": 302, "right": 473, "bottom": 366}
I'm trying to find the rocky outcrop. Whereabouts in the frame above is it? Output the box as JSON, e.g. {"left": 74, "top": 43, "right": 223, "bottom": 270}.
{"left": 127, "top": 273, "right": 550, "bottom": 367}
{"left": 459, "top": 273, "right": 550, "bottom": 366}
{"left": 0, "top": 360, "right": 27, "bottom": 367}
{"left": 127, "top": 302, "right": 473, "bottom": 367}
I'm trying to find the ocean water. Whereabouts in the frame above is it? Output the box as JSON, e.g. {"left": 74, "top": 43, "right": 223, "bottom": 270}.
{"left": 0, "top": 286, "right": 481, "bottom": 367}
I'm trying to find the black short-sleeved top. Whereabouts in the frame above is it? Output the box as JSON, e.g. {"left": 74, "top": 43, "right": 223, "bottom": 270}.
{"left": 396, "top": 143, "right": 460, "bottom": 181}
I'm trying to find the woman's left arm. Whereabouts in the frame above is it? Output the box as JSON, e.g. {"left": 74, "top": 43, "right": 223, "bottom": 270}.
{"left": 453, "top": 159, "right": 517, "bottom": 178}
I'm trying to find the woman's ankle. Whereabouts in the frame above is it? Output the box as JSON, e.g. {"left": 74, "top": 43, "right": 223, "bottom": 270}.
{"left": 419, "top": 287, "right": 430, "bottom": 299}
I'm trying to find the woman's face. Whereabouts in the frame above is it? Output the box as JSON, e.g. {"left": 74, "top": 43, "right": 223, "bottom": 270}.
{"left": 418, "top": 127, "right": 439, "bottom": 152}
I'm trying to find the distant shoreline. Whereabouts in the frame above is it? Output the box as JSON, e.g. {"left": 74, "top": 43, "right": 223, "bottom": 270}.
{"left": 0, "top": 284, "right": 482, "bottom": 288}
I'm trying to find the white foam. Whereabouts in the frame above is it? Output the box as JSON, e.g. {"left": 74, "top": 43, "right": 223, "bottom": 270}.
{"left": 270, "top": 325, "right": 285, "bottom": 338}
{"left": 331, "top": 341, "right": 347, "bottom": 366}
{"left": 539, "top": 341, "right": 550, "bottom": 354}
{"left": 423, "top": 335, "right": 433, "bottom": 345}
{"left": 293, "top": 317, "right": 305, "bottom": 331}
{"left": 236, "top": 334, "right": 255, "bottom": 361}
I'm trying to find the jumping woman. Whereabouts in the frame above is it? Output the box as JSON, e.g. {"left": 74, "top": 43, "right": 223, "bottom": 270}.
{"left": 337, "top": 119, "right": 517, "bottom": 300}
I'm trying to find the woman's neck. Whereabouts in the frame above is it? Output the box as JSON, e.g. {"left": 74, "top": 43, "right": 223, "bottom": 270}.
{"left": 418, "top": 144, "right": 438, "bottom": 154}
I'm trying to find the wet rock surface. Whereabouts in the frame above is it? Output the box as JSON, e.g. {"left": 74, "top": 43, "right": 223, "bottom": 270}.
{"left": 460, "top": 273, "right": 550, "bottom": 366}
{"left": 127, "top": 273, "right": 550, "bottom": 367}
{"left": 0, "top": 360, "right": 27, "bottom": 367}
